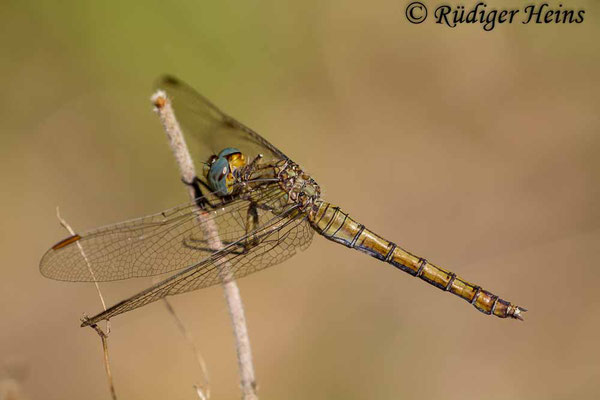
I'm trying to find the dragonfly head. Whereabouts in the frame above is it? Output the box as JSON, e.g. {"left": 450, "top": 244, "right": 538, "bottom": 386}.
{"left": 205, "top": 147, "right": 247, "bottom": 196}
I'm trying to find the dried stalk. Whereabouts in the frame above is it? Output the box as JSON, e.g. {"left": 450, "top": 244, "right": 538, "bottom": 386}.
{"left": 162, "top": 297, "right": 210, "bottom": 398}
{"left": 56, "top": 208, "right": 117, "bottom": 400}
{"left": 151, "top": 91, "right": 258, "bottom": 400}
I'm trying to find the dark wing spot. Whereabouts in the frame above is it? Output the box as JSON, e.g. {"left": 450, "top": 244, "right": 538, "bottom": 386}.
{"left": 51, "top": 234, "right": 82, "bottom": 250}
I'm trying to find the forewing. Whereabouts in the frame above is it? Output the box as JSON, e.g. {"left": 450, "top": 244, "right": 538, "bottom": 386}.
{"left": 39, "top": 185, "right": 286, "bottom": 282}
{"left": 82, "top": 206, "right": 314, "bottom": 326}
{"left": 157, "top": 76, "right": 288, "bottom": 164}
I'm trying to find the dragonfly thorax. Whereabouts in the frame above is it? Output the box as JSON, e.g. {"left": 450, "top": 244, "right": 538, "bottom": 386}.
{"left": 275, "top": 160, "right": 322, "bottom": 213}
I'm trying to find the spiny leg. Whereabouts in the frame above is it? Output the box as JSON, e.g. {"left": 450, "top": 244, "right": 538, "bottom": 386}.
{"left": 183, "top": 201, "right": 261, "bottom": 255}
{"left": 183, "top": 237, "right": 246, "bottom": 254}
{"left": 181, "top": 176, "right": 224, "bottom": 210}
{"left": 244, "top": 202, "right": 260, "bottom": 249}
{"left": 247, "top": 153, "right": 263, "bottom": 170}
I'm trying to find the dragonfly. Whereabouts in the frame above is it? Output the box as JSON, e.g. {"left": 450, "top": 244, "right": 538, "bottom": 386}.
{"left": 40, "top": 76, "right": 526, "bottom": 327}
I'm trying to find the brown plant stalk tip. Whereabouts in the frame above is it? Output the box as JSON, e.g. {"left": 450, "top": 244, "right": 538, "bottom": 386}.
{"left": 151, "top": 90, "right": 258, "bottom": 400}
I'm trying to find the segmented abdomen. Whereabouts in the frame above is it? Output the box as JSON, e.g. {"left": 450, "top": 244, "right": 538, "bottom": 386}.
{"left": 310, "top": 202, "right": 525, "bottom": 320}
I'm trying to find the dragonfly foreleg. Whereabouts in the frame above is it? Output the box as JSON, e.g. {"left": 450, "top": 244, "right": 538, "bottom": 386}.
{"left": 245, "top": 202, "right": 260, "bottom": 249}
{"left": 182, "top": 237, "right": 246, "bottom": 255}
{"left": 181, "top": 202, "right": 262, "bottom": 255}
{"left": 247, "top": 153, "right": 263, "bottom": 169}
{"left": 181, "top": 176, "right": 235, "bottom": 210}
{"left": 181, "top": 176, "right": 213, "bottom": 210}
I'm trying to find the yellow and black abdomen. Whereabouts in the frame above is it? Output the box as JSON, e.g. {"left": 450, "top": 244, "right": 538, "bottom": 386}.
{"left": 309, "top": 201, "right": 525, "bottom": 320}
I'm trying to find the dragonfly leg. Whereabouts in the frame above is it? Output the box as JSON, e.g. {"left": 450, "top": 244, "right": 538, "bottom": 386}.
{"left": 181, "top": 200, "right": 261, "bottom": 255}
{"left": 182, "top": 237, "right": 246, "bottom": 255}
{"left": 247, "top": 154, "right": 263, "bottom": 170}
{"left": 181, "top": 176, "right": 223, "bottom": 210}
{"left": 244, "top": 202, "right": 260, "bottom": 249}
{"left": 183, "top": 202, "right": 260, "bottom": 254}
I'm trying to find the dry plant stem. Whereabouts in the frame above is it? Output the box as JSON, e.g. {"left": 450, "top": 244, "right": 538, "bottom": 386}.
{"left": 162, "top": 298, "right": 210, "bottom": 398}
{"left": 194, "top": 384, "right": 209, "bottom": 400}
{"left": 152, "top": 91, "right": 258, "bottom": 400}
{"left": 55, "top": 208, "right": 117, "bottom": 400}
{"left": 90, "top": 324, "right": 118, "bottom": 400}
{"left": 56, "top": 207, "right": 109, "bottom": 318}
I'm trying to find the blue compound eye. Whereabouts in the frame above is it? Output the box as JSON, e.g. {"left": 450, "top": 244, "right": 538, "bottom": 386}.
{"left": 217, "top": 147, "right": 242, "bottom": 158}
{"left": 207, "top": 156, "right": 231, "bottom": 196}
{"left": 206, "top": 147, "right": 244, "bottom": 196}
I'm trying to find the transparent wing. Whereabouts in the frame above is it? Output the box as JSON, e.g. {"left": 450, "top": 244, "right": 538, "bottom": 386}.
{"left": 156, "top": 75, "right": 288, "bottom": 164}
{"left": 82, "top": 206, "right": 313, "bottom": 326}
{"left": 39, "top": 184, "right": 298, "bottom": 282}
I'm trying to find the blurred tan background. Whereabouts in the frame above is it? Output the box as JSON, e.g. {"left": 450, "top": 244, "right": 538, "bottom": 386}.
{"left": 1, "top": 0, "right": 599, "bottom": 399}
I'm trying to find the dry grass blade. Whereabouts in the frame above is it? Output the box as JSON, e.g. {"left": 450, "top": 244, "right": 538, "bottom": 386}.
{"left": 56, "top": 207, "right": 117, "bottom": 400}
{"left": 162, "top": 298, "right": 211, "bottom": 398}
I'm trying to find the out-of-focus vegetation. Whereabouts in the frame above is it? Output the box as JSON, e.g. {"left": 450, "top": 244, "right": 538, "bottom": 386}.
{"left": 1, "top": 0, "right": 599, "bottom": 399}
